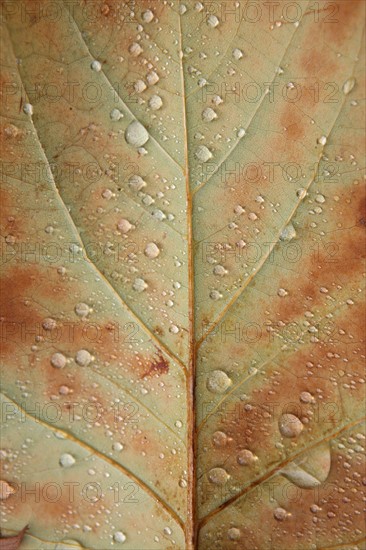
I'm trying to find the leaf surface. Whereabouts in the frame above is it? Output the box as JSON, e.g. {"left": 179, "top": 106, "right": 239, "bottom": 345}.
{"left": 0, "top": 1, "right": 365, "bottom": 549}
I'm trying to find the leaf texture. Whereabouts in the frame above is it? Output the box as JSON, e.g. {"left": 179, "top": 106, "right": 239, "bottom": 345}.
{"left": 0, "top": 1, "right": 365, "bottom": 549}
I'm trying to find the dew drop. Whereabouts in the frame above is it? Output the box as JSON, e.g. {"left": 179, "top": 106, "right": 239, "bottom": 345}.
{"left": 207, "top": 370, "right": 232, "bottom": 394}
{"left": 195, "top": 145, "right": 213, "bottom": 162}
{"left": 125, "top": 121, "right": 149, "bottom": 147}
{"left": 317, "top": 135, "right": 327, "bottom": 146}
{"left": 237, "top": 449, "right": 258, "bottom": 466}
{"left": 342, "top": 77, "right": 356, "bottom": 95}
{"left": 232, "top": 48, "right": 243, "bottom": 60}
{"left": 227, "top": 527, "right": 241, "bottom": 541}
{"left": 59, "top": 453, "right": 76, "bottom": 468}
{"left": 133, "top": 278, "right": 148, "bottom": 292}
{"left": 147, "top": 71, "right": 159, "bottom": 86}
{"left": 149, "top": 94, "right": 163, "bottom": 110}
{"left": 51, "top": 353, "right": 67, "bottom": 369}
{"left": 279, "top": 413, "right": 304, "bottom": 438}
{"left": 207, "top": 14, "right": 219, "bottom": 27}
{"left": 129, "top": 42, "right": 143, "bottom": 56}
{"left": 142, "top": 9, "right": 154, "bottom": 22}
{"left": 274, "top": 507, "right": 288, "bottom": 521}
{"left": 280, "top": 223, "right": 296, "bottom": 241}
{"left": 117, "top": 219, "right": 133, "bottom": 233}
{"left": 128, "top": 174, "right": 146, "bottom": 191}
{"left": 90, "top": 60, "right": 102, "bottom": 72}
{"left": 113, "top": 531, "right": 126, "bottom": 543}
{"left": 74, "top": 303, "right": 90, "bottom": 318}
{"left": 42, "top": 318, "right": 57, "bottom": 331}
{"left": 75, "top": 349, "right": 93, "bottom": 367}
{"left": 202, "top": 107, "right": 217, "bottom": 122}
{"left": 212, "top": 431, "right": 229, "bottom": 447}
{"left": 208, "top": 467, "right": 229, "bottom": 484}
{"left": 144, "top": 242, "right": 160, "bottom": 258}
{"left": 23, "top": 103, "right": 33, "bottom": 115}
{"left": 134, "top": 79, "right": 147, "bottom": 93}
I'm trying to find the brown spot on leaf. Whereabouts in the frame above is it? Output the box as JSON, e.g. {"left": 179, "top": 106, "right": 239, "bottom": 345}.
{"left": 141, "top": 348, "right": 169, "bottom": 379}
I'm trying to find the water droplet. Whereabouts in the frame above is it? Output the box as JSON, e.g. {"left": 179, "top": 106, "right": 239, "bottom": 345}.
{"left": 232, "top": 48, "right": 243, "bottom": 60}
{"left": 142, "top": 9, "right": 154, "bottom": 22}
{"left": 274, "top": 507, "right": 288, "bottom": 521}
{"left": 342, "top": 77, "right": 356, "bottom": 95}
{"left": 208, "top": 467, "right": 229, "bottom": 484}
{"left": 207, "top": 14, "right": 219, "bottom": 27}
{"left": 209, "top": 290, "right": 222, "bottom": 300}
{"left": 90, "top": 60, "right": 102, "bottom": 72}
{"left": 212, "top": 431, "right": 229, "bottom": 447}
{"left": 74, "top": 303, "right": 90, "bottom": 318}
{"left": 202, "top": 107, "right": 217, "bottom": 122}
{"left": 195, "top": 145, "right": 213, "bottom": 162}
{"left": 51, "top": 353, "right": 67, "bottom": 369}
{"left": 315, "top": 194, "right": 325, "bottom": 204}
{"left": 213, "top": 265, "right": 227, "bottom": 276}
{"left": 42, "top": 318, "right": 57, "bottom": 331}
{"left": 129, "top": 42, "right": 143, "bottom": 56}
{"left": 163, "top": 527, "right": 172, "bottom": 536}
{"left": 117, "top": 219, "right": 133, "bottom": 233}
{"left": 179, "top": 4, "right": 187, "bottom": 14}
{"left": 134, "top": 79, "right": 147, "bottom": 93}
{"left": 144, "top": 242, "right": 160, "bottom": 258}
{"left": 277, "top": 288, "right": 288, "bottom": 297}
{"left": 227, "top": 527, "right": 241, "bottom": 540}
{"left": 279, "top": 413, "right": 304, "bottom": 438}
{"left": 300, "top": 391, "right": 315, "bottom": 403}
{"left": 133, "top": 278, "right": 148, "bottom": 292}
{"left": 207, "top": 370, "right": 232, "bottom": 394}
{"left": 113, "top": 531, "right": 127, "bottom": 543}
{"left": 113, "top": 442, "right": 124, "bottom": 452}
{"left": 175, "top": 420, "right": 183, "bottom": 428}
{"left": 147, "top": 71, "right": 159, "bottom": 86}
{"left": 280, "top": 223, "right": 296, "bottom": 241}
{"left": 59, "top": 453, "right": 76, "bottom": 468}
{"left": 237, "top": 127, "right": 246, "bottom": 138}
{"left": 23, "top": 103, "right": 33, "bottom": 115}
{"left": 237, "top": 449, "right": 258, "bottom": 466}
{"left": 128, "top": 174, "right": 146, "bottom": 191}
{"left": 317, "top": 135, "right": 327, "bottom": 146}
{"left": 149, "top": 94, "right": 163, "bottom": 110}
{"left": 125, "top": 121, "right": 149, "bottom": 148}
{"left": 75, "top": 349, "right": 93, "bottom": 367}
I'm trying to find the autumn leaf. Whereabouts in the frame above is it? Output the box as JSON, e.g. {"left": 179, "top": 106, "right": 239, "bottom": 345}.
{"left": 0, "top": 1, "right": 365, "bottom": 549}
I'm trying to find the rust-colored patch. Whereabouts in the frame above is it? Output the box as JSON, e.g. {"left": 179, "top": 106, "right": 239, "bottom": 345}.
{"left": 141, "top": 348, "right": 170, "bottom": 379}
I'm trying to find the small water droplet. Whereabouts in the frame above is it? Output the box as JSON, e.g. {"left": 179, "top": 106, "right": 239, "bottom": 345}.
{"left": 113, "top": 531, "right": 127, "bottom": 543}
{"left": 74, "top": 303, "right": 90, "bottom": 318}
{"left": 342, "top": 77, "right": 356, "bottom": 95}
{"left": 51, "top": 353, "right": 67, "bottom": 369}
{"left": 59, "top": 453, "right": 76, "bottom": 468}
{"left": 144, "top": 242, "right": 160, "bottom": 258}
{"left": 90, "top": 60, "right": 102, "bottom": 72}
{"left": 208, "top": 467, "right": 229, "bottom": 484}
{"left": 75, "top": 349, "right": 93, "bottom": 367}
{"left": 149, "top": 94, "right": 163, "bottom": 110}
{"left": 133, "top": 278, "right": 148, "bottom": 292}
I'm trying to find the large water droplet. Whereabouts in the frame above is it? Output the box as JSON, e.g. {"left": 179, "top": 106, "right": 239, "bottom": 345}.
{"left": 125, "top": 121, "right": 149, "bottom": 147}
{"left": 207, "top": 370, "right": 232, "bottom": 394}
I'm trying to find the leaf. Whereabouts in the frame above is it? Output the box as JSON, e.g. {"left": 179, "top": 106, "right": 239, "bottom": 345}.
{"left": 0, "top": 1, "right": 365, "bottom": 549}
